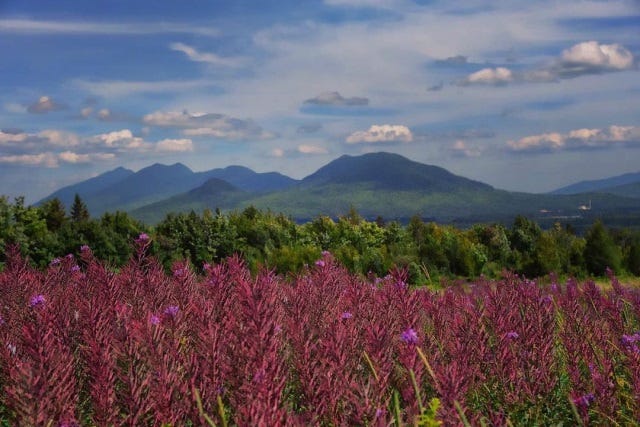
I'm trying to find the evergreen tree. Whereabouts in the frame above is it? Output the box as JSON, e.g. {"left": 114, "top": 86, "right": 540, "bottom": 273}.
{"left": 70, "top": 194, "right": 90, "bottom": 222}
{"left": 40, "top": 198, "right": 67, "bottom": 231}
{"left": 584, "top": 220, "right": 621, "bottom": 275}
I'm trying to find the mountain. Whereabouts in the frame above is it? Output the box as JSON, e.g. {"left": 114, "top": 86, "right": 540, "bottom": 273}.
{"left": 128, "top": 152, "right": 640, "bottom": 224}
{"left": 83, "top": 163, "right": 207, "bottom": 215}
{"left": 551, "top": 171, "right": 640, "bottom": 195}
{"left": 130, "top": 178, "right": 248, "bottom": 224}
{"left": 37, "top": 166, "right": 134, "bottom": 209}
{"left": 199, "top": 165, "right": 298, "bottom": 193}
{"left": 598, "top": 181, "right": 640, "bottom": 199}
{"left": 38, "top": 163, "right": 298, "bottom": 216}
{"left": 300, "top": 152, "right": 492, "bottom": 192}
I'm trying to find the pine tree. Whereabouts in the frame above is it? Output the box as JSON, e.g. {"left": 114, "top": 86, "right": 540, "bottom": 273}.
{"left": 584, "top": 220, "right": 621, "bottom": 275}
{"left": 40, "top": 198, "right": 67, "bottom": 231}
{"left": 70, "top": 194, "right": 90, "bottom": 222}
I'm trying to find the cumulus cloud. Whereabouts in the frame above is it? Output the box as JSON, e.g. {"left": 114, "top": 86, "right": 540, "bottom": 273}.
{"left": 169, "top": 42, "right": 242, "bottom": 67}
{"left": 304, "top": 91, "right": 369, "bottom": 106}
{"left": 460, "top": 67, "right": 513, "bottom": 86}
{"left": 143, "top": 110, "right": 275, "bottom": 141}
{"left": 507, "top": 125, "right": 640, "bottom": 153}
{"left": 270, "top": 148, "right": 285, "bottom": 158}
{"left": 0, "top": 129, "right": 79, "bottom": 150}
{"left": 450, "top": 140, "right": 482, "bottom": 157}
{"left": 346, "top": 124, "right": 413, "bottom": 144}
{"left": 156, "top": 138, "right": 194, "bottom": 152}
{"left": 27, "top": 96, "right": 67, "bottom": 114}
{"left": 0, "top": 153, "right": 58, "bottom": 167}
{"left": 554, "top": 41, "right": 634, "bottom": 78}
{"left": 58, "top": 151, "right": 116, "bottom": 164}
{"left": 90, "top": 129, "right": 151, "bottom": 151}
{"left": 297, "top": 144, "right": 328, "bottom": 154}
{"left": 461, "top": 41, "right": 635, "bottom": 86}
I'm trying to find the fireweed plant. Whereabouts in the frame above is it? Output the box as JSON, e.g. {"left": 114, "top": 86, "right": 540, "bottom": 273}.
{"left": 0, "top": 239, "right": 640, "bottom": 425}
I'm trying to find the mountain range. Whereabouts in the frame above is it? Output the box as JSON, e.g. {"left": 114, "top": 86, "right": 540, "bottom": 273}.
{"left": 37, "top": 152, "right": 640, "bottom": 225}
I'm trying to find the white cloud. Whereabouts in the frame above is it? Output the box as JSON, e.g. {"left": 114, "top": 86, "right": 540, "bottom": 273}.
{"left": 450, "top": 140, "right": 482, "bottom": 157}
{"left": 560, "top": 41, "right": 634, "bottom": 73}
{"left": 156, "top": 138, "right": 194, "bottom": 152}
{"left": 0, "top": 153, "right": 58, "bottom": 167}
{"left": 27, "top": 96, "right": 66, "bottom": 114}
{"left": 80, "top": 107, "right": 93, "bottom": 118}
{"left": 169, "top": 42, "right": 242, "bottom": 67}
{"left": 73, "top": 79, "right": 216, "bottom": 98}
{"left": 60, "top": 151, "right": 114, "bottom": 164}
{"left": 461, "top": 41, "right": 635, "bottom": 87}
{"left": 38, "top": 130, "right": 80, "bottom": 147}
{"left": 144, "top": 110, "right": 275, "bottom": 141}
{"left": 90, "top": 129, "right": 151, "bottom": 151}
{"left": 460, "top": 67, "right": 514, "bottom": 86}
{"left": 507, "top": 125, "right": 640, "bottom": 152}
{"left": 297, "top": 144, "right": 328, "bottom": 154}
{"left": 270, "top": 148, "right": 285, "bottom": 158}
{"left": 346, "top": 124, "right": 413, "bottom": 144}
{"left": 0, "top": 19, "right": 219, "bottom": 36}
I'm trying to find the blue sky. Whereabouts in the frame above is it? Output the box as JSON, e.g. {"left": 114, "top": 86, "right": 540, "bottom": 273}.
{"left": 0, "top": 0, "right": 639, "bottom": 202}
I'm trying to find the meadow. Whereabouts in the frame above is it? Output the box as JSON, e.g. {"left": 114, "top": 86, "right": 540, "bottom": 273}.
{"left": 1, "top": 234, "right": 640, "bottom": 426}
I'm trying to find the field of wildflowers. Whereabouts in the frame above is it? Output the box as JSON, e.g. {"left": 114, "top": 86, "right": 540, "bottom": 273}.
{"left": 1, "top": 236, "right": 640, "bottom": 426}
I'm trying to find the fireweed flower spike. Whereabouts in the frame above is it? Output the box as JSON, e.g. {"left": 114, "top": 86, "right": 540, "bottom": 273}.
{"left": 341, "top": 311, "right": 353, "bottom": 320}
{"left": 315, "top": 259, "right": 325, "bottom": 267}
{"left": 30, "top": 294, "right": 46, "bottom": 307}
{"left": 164, "top": 305, "right": 179, "bottom": 317}
{"left": 80, "top": 244, "right": 90, "bottom": 252}
{"left": 150, "top": 315, "right": 161, "bottom": 325}
{"left": 135, "top": 233, "right": 150, "bottom": 243}
{"left": 401, "top": 327, "right": 419, "bottom": 344}
{"left": 573, "top": 393, "right": 595, "bottom": 408}
{"left": 50, "top": 257, "right": 61, "bottom": 266}
{"left": 505, "top": 331, "right": 519, "bottom": 340}
{"left": 71, "top": 265, "right": 81, "bottom": 273}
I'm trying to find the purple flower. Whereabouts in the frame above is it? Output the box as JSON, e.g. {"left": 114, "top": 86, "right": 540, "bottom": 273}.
{"left": 70, "top": 265, "right": 81, "bottom": 273}
{"left": 375, "top": 408, "right": 385, "bottom": 418}
{"left": 505, "top": 331, "right": 519, "bottom": 340}
{"left": 150, "top": 315, "right": 161, "bottom": 325}
{"left": 341, "top": 311, "right": 353, "bottom": 320}
{"left": 65, "top": 253, "right": 74, "bottom": 260}
{"left": 0, "top": 315, "right": 4, "bottom": 325}
{"left": 395, "top": 280, "right": 408, "bottom": 289}
{"left": 401, "top": 327, "right": 419, "bottom": 344}
{"left": 173, "top": 268, "right": 185, "bottom": 278}
{"left": 50, "top": 257, "right": 61, "bottom": 266}
{"left": 573, "top": 393, "right": 595, "bottom": 408}
{"left": 321, "top": 250, "right": 331, "bottom": 257}
{"left": 80, "top": 245, "right": 90, "bottom": 252}
{"left": 315, "top": 259, "right": 325, "bottom": 267}
{"left": 135, "top": 233, "right": 150, "bottom": 243}
{"left": 164, "top": 305, "right": 179, "bottom": 317}
{"left": 30, "top": 294, "right": 46, "bottom": 308}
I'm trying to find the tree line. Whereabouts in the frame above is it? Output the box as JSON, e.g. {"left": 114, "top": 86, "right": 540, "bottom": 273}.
{"left": 1, "top": 195, "right": 639, "bottom": 283}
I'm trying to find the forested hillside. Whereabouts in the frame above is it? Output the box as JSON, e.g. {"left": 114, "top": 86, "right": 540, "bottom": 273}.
{"left": 2, "top": 196, "right": 639, "bottom": 282}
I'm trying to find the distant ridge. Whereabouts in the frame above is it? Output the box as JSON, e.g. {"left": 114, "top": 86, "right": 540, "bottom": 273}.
{"left": 551, "top": 171, "right": 640, "bottom": 195}
{"left": 39, "top": 152, "right": 640, "bottom": 224}
{"left": 38, "top": 166, "right": 134, "bottom": 209}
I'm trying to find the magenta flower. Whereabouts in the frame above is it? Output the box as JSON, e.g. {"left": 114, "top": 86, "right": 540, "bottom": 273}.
{"left": 573, "top": 393, "right": 595, "bottom": 408}
{"left": 30, "top": 294, "right": 46, "bottom": 307}
{"left": 321, "top": 250, "right": 331, "bottom": 256}
{"left": 164, "top": 305, "right": 179, "bottom": 317}
{"left": 401, "top": 327, "right": 419, "bottom": 344}
{"left": 80, "top": 244, "right": 90, "bottom": 252}
{"left": 50, "top": 257, "right": 61, "bottom": 266}
{"left": 71, "top": 265, "right": 81, "bottom": 273}
{"left": 0, "top": 315, "right": 4, "bottom": 325}
{"left": 315, "top": 259, "right": 325, "bottom": 267}
{"left": 135, "top": 233, "right": 150, "bottom": 243}
{"left": 150, "top": 315, "right": 161, "bottom": 325}
{"left": 341, "top": 311, "right": 353, "bottom": 319}
{"left": 505, "top": 331, "right": 519, "bottom": 340}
